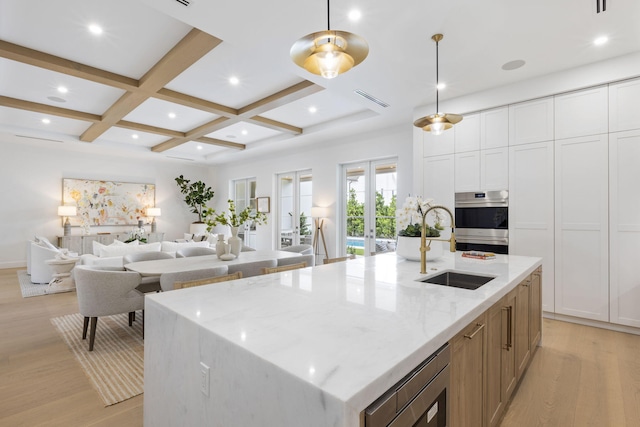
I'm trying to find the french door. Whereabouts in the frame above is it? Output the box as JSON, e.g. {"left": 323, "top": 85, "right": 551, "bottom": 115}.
{"left": 341, "top": 159, "right": 397, "bottom": 257}
{"left": 277, "top": 170, "right": 313, "bottom": 249}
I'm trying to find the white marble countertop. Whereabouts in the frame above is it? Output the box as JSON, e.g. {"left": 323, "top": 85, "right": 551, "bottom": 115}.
{"left": 144, "top": 252, "right": 541, "bottom": 427}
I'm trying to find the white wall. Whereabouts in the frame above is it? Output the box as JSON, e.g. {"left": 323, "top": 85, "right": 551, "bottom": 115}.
{"left": 0, "top": 141, "right": 214, "bottom": 268}
{"left": 212, "top": 123, "right": 413, "bottom": 258}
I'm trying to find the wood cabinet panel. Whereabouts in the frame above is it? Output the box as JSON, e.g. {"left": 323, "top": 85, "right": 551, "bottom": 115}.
{"left": 451, "top": 314, "right": 486, "bottom": 427}
{"left": 515, "top": 278, "right": 531, "bottom": 381}
{"left": 530, "top": 268, "right": 542, "bottom": 350}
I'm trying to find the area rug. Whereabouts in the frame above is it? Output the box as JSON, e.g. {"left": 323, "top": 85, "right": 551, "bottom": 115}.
{"left": 16, "top": 270, "right": 56, "bottom": 297}
{"left": 50, "top": 311, "right": 144, "bottom": 406}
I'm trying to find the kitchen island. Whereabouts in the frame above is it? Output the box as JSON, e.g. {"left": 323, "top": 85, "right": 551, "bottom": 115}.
{"left": 143, "top": 252, "right": 542, "bottom": 427}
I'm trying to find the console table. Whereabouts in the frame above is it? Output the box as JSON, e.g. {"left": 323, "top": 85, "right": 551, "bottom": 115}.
{"left": 58, "top": 232, "right": 164, "bottom": 255}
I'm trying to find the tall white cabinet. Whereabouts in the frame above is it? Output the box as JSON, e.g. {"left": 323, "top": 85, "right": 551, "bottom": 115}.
{"left": 509, "top": 141, "right": 554, "bottom": 312}
{"left": 554, "top": 135, "right": 609, "bottom": 322}
{"left": 609, "top": 130, "right": 640, "bottom": 327}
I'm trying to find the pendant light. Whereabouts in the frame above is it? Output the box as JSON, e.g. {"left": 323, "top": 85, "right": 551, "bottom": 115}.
{"left": 413, "top": 34, "right": 462, "bottom": 135}
{"left": 290, "top": 0, "right": 368, "bottom": 79}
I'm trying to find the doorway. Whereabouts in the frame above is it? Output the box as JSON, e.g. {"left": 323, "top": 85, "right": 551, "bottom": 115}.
{"left": 341, "top": 159, "right": 397, "bottom": 257}
{"left": 277, "top": 170, "right": 313, "bottom": 249}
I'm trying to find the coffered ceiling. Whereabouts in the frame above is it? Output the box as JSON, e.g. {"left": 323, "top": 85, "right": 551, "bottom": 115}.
{"left": 1, "top": 0, "right": 639, "bottom": 165}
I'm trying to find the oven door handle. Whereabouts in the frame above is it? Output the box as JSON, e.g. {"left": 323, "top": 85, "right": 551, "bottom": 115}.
{"left": 456, "top": 237, "right": 509, "bottom": 244}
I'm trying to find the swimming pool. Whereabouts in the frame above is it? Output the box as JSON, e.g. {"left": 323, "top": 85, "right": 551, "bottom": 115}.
{"left": 346, "top": 238, "right": 365, "bottom": 248}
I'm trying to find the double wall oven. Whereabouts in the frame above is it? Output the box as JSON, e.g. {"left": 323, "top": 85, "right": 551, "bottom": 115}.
{"left": 455, "top": 190, "right": 509, "bottom": 254}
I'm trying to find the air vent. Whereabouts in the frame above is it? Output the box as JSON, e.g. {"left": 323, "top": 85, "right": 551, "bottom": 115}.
{"left": 15, "top": 134, "right": 63, "bottom": 143}
{"left": 166, "top": 155, "right": 195, "bottom": 161}
{"left": 353, "top": 89, "right": 390, "bottom": 108}
{"left": 595, "top": 0, "right": 608, "bottom": 13}
{"left": 175, "top": 0, "right": 193, "bottom": 7}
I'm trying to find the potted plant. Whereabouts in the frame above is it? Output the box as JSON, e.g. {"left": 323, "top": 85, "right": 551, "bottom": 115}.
{"left": 175, "top": 175, "right": 215, "bottom": 234}
{"left": 203, "top": 199, "right": 267, "bottom": 257}
{"left": 396, "top": 196, "right": 443, "bottom": 261}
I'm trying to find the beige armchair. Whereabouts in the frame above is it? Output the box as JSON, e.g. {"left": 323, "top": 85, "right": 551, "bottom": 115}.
{"left": 74, "top": 265, "right": 144, "bottom": 351}
{"left": 123, "top": 251, "right": 174, "bottom": 293}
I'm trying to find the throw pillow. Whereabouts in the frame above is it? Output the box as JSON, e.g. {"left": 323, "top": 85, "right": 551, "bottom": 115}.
{"left": 99, "top": 241, "right": 161, "bottom": 258}
{"left": 93, "top": 239, "right": 138, "bottom": 256}
{"left": 161, "top": 240, "right": 210, "bottom": 253}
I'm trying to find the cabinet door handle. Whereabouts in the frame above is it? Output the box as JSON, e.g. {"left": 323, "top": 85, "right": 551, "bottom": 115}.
{"left": 502, "top": 306, "right": 513, "bottom": 350}
{"left": 507, "top": 306, "right": 513, "bottom": 350}
{"left": 464, "top": 323, "right": 485, "bottom": 340}
{"left": 523, "top": 280, "right": 530, "bottom": 287}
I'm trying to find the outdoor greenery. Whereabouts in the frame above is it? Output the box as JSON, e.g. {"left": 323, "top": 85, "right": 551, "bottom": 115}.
{"left": 289, "top": 212, "right": 312, "bottom": 236}
{"left": 174, "top": 175, "right": 215, "bottom": 223}
{"left": 346, "top": 188, "right": 397, "bottom": 238}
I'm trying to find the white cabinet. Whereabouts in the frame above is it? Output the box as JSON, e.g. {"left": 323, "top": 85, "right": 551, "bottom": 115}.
{"left": 454, "top": 151, "right": 480, "bottom": 192}
{"left": 455, "top": 148, "right": 508, "bottom": 192}
{"left": 480, "top": 147, "right": 508, "bottom": 191}
{"left": 554, "top": 134, "right": 609, "bottom": 322}
{"left": 454, "top": 113, "right": 481, "bottom": 153}
{"left": 423, "top": 154, "right": 454, "bottom": 211}
{"left": 609, "top": 130, "right": 640, "bottom": 327}
{"left": 481, "top": 107, "right": 509, "bottom": 149}
{"left": 554, "top": 86, "right": 608, "bottom": 140}
{"left": 609, "top": 78, "right": 640, "bottom": 133}
{"left": 509, "top": 97, "right": 554, "bottom": 146}
{"left": 509, "top": 141, "right": 555, "bottom": 312}
{"left": 423, "top": 127, "right": 455, "bottom": 156}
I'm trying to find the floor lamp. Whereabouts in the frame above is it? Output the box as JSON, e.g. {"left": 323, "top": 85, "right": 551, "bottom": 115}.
{"left": 311, "top": 207, "right": 329, "bottom": 262}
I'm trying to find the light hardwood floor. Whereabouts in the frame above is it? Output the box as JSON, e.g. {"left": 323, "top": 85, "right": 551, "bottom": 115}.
{"left": 0, "top": 268, "right": 142, "bottom": 426}
{"left": 1, "top": 267, "right": 639, "bottom": 426}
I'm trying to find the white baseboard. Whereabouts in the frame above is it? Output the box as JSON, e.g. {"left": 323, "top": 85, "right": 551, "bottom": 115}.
{"left": 0, "top": 261, "right": 27, "bottom": 269}
{"left": 543, "top": 311, "right": 640, "bottom": 336}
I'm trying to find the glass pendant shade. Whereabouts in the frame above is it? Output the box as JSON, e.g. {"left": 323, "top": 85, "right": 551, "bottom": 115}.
{"left": 413, "top": 34, "right": 462, "bottom": 134}
{"left": 291, "top": 1, "right": 368, "bottom": 79}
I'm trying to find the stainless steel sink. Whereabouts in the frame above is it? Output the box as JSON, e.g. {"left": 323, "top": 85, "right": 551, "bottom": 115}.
{"left": 420, "top": 271, "right": 495, "bottom": 290}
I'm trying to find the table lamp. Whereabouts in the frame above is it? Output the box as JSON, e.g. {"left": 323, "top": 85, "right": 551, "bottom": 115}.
{"left": 310, "top": 206, "right": 329, "bottom": 261}
{"left": 146, "top": 207, "right": 161, "bottom": 232}
{"left": 58, "top": 205, "right": 77, "bottom": 236}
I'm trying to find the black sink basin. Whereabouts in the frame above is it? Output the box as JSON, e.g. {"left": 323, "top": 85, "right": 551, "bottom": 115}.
{"left": 420, "top": 271, "right": 495, "bottom": 290}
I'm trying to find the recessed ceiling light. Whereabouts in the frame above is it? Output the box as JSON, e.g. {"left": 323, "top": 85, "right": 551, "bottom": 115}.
{"left": 168, "top": 112, "right": 176, "bottom": 119}
{"left": 132, "top": 134, "right": 139, "bottom": 139}
{"left": 41, "top": 118, "right": 50, "bottom": 124}
{"left": 57, "top": 86, "right": 68, "bottom": 94}
{"left": 88, "top": 24, "right": 103, "bottom": 35}
{"left": 308, "top": 106, "right": 317, "bottom": 113}
{"left": 594, "top": 36, "right": 608, "bottom": 46}
{"left": 229, "top": 76, "right": 240, "bottom": 85}
{"left": 241, "top": 129, "right": 248, "bottom": 135}
{"left": 47, "top": 96, "right": 66, "bottom": 103}
{"left": 348, "top": 10, "right": 362, "bottom": 21}
{"left": 197, "top": 145, "right": 203, "bottom": 150}
{"left": 436, "top": 82, "right": 446, "bottom": 90}
{"left": 501, "top": 59, "right": 526, "bottom": 71}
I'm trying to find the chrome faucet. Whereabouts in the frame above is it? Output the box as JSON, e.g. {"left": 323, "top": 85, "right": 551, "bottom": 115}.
{"left": 420, "top": 205, "right": 456, "bottom": 274}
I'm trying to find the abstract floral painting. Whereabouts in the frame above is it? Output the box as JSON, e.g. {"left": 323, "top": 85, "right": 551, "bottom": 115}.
{"left": 62, "top": 179, "right": 155, "bottom": 226}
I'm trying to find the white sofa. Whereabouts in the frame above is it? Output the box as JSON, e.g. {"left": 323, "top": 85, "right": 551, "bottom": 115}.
{"left": 80, "top": 240, "right": 211, "bottom": 268}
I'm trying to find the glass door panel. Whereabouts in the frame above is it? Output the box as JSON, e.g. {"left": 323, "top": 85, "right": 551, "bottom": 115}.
{"left": 343, "top": 159, "right": 397, "bottom": 257}
{"left": 278, "top": 170, "right": 312, "bottom": 249}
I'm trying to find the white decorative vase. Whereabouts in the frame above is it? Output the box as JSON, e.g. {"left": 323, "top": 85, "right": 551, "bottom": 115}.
{"left": 215, "top": 234, "right": 226, "bottom": 258}
{"left": 396, "top": 236, "right": 443, "bottom": 261}
{"left": 190, "top": 222, "right": 208, "bottom": 235}
{"left": 228, "top": 226, "right": 242, "bottom": 257}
